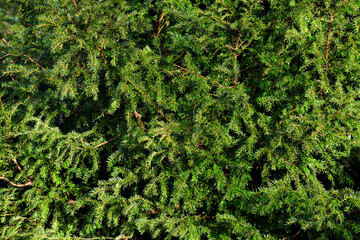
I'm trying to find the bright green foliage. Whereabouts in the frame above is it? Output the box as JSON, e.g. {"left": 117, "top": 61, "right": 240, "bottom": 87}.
{"left": 1, "top": 0, "right": 360, "bottom": 239}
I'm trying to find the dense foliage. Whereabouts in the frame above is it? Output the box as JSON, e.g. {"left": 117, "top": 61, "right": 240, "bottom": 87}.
{"left": 1, "top": 0, "right": 360, "bottom": 239}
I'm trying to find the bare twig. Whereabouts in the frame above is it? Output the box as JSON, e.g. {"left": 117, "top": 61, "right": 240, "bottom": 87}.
{"left": 0, "top": 176, "right": 32, "bottom": 187}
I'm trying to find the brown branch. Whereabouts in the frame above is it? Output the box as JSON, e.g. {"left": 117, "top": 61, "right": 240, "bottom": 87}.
{"left": 326, "top": 14, "right": 333, "bottom": 74}
{"left": 12, "top": 156, "right": 22, "bottom": 172}
{"left": 154, "top": 9, "right": 164, "bottom": 37}
{"left": 282, "top": 230, "right": 301, "bottom": 239}
{"left": 329, "top": 104, "right": 343, "bottom": 122}
{"left": 174, "top": 64, "right": 189, "bottom": 72}
{"left": 279, "top": 20, "right": 291, "bottom": 56}
{"left": 0, "top": 53, "right": 10, "bottom": 60}
{"left": 72, "top": 0, "right": 79, "bottom": 11}
{"left": 47, "top": 237, "right": 115, "bottom": 240}
{"left": 174, "top": 64, "right": 206, "bottom": 79}
{"left": 2, "top": 38, "right": 45, "bottom": 70}
{"left": 216, "top": 81, "right": 234, "bottom": 89}
{"left": 310, "top": 105, "right": 342, "bottom": 137}
{"left": 133, "top": 110, "right": 142, "bottom": 119}
{"left": 278, "top": 36, "right": 286, "bottom": 55}
{"left": 98, "top": 47, "right": 107, "bottom": 64}
{"left": 234, "top": 34, "right": 240, "bottom": 50}
{"left": 94, "top": 134, "right": 121, "bottom": 149}
{"left": 0, "top": 176, "right": 32, "bottom": 187}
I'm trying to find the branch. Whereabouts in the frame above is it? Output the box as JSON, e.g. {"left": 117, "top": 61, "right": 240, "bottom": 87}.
{"left": 154, "top": 9, "right": 165, "bottom": 37}
{"left": 98, "top": 47, "right": 107, "bottom": 64}
{"left": 216, "top": 81, "right": 234, "bottom": 89}
{"left": 278, "top": 36, "right": 286, "bottom": 55}
{"left": 325, "top": 14, "right": 333, "bottom": 74}
{"left": 47, "top": 237, "right": 115, "bottom": 240}
{"left": 282, "top": 230, "right": 301, "bottom": 240}
{"left": 0, "top": 176, "right": 32, "bottom": 187}
{"left": 13, "top": 157, "right": 22, "bottom": 172}
{"left": 1, "top": 38, "right": 45, "bottom": 70}
{"left": 72, "top": 0, "right": 79, "bottom": 11}
{"left": 94, "top": 134, "right": 121, "bottom": 149}
{"left": 174, "top": 64, "right": 206, "bottom": 79}
{"left": 0, "top": 53, "right": 10, "bottom": 60}
{"left": 329, "top": 104, "right": 343, "bottom": 122}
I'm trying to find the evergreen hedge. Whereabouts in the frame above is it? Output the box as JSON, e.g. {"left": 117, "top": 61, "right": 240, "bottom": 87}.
{"left": 1, "top": 0, "right": 360, "bottom": 239}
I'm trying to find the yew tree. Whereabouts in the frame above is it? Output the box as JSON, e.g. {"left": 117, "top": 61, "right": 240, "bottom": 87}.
{"left": 1, "top": 0, "right": 360, "bottom": 239}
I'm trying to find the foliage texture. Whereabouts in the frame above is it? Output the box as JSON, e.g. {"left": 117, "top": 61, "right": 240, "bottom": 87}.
{"left": 1, "top": 0, "right": 360, "bottom": 239}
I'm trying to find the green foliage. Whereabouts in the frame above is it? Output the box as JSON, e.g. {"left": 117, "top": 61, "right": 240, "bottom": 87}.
{"left": 1, "top": 0, "right": 360, "bottom": 239}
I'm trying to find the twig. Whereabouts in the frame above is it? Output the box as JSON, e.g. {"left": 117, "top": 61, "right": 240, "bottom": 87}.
{"left": 278, "top": 36, "right": 286, "bottom": 55}
{"left": 154, "top": 9, "right": 165, "bottom": 37}
{"left": 329, "top": 105, "right": 342, "bottom": 122}
{"left": 163, "top": 0, "right": 202, "bottom": 32}
{"left": 278, "top": 20, "right": 291, "bottom": 56}
{"left": 47, "top": 237, "right": 115, "bottom": 240}
{"left": 1, "top": 38, "right": 45, "bottom": 70}
{"left": 133, "top": 110, "right": 142, "bottom": 119}
{"left": 98, "top": 47, "right": 107, "bottom": 64}
{"left": 325, "top": 14, "right": 333, "bottom": 74}
{"left": 216, "top": 81, "right": 234, "bottom": 89}
{"left": 72, "top": 0, "right": 79, "bottom": 11}
{"left": 12, "top": 156, "right": 22, "bottom": 172}
{"left": 174, "top": 64, "right": 206, "bottom": 79}
{"left": 94, "top": 134, "right": 121, "bottom": 149}
{"left": 174, "top": 64, "right": 189, "bottom": 72}
{"left": 282, "top": 230, "right": 301, "bottom": 239}
{"left": 0, "top": 53, "right": 10, "bottom": 60}
{"left": 0, "top": 176, "right": 32, "bottom": 187}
